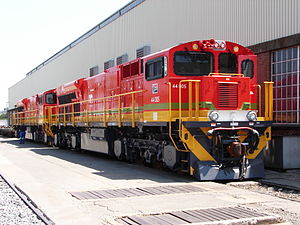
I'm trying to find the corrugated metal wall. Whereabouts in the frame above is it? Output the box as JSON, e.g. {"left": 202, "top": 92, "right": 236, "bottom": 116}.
{"left": 8, "top": 0, "right": 300, "bottom": 108}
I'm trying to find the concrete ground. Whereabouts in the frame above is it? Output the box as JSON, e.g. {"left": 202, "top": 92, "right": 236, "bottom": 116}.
{"left": 0, "top": 136, "right": 299, "bottom": 225}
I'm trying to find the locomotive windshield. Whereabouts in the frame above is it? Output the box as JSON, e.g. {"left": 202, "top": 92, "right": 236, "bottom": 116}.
{"left": 174, "top": 51, "right": 213, "bottom": 76}
{"left": 218, "top": 53, "right": 238, "bottom": 73}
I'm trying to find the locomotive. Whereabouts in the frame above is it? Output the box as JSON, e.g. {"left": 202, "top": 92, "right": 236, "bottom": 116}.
{"left": 11, "top": 39, "right": 273, "bottom": 180}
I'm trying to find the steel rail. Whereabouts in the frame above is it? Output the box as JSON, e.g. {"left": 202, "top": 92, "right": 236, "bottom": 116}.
{"left": 0, "top": 173, "right": 55, "bottom": 225}
{"left": 260, "top": 179, "right": 300, "bottom": 193}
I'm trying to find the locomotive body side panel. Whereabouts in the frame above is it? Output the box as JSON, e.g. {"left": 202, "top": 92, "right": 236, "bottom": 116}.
{"left": 143, "top": 52, "right": 169, "bottom": 122}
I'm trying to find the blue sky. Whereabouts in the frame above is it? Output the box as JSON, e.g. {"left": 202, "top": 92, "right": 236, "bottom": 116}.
{"left": 0, "top": 0, "right": 131, "bottom": 110}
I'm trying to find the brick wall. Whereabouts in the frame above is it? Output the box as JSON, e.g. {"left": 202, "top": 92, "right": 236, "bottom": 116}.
{"left": 255, "top": 51, "right": 271, "bottom": 116}
{"left": 257, "top": 52, "right": 271, "bottom": 84}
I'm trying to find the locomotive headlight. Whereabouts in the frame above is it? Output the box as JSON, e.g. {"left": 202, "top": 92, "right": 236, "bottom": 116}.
{"left": 246, "top": 111, "right": 257, "bottom": 121}
{"left": 192, "top": 43, "right": 199, "bottom": 50}
{"left": 208, "top": 111, "right": 219, "bottom": 121}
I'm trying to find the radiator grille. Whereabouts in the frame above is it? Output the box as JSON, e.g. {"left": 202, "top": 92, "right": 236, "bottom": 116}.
{"left": 218, "top": 82, "right": 238, "bottom": 108}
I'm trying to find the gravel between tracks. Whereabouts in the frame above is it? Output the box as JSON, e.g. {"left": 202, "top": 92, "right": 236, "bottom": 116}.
{"left": 228, "top": 181, "right": 300, "bottom": 224}
{"left": 0, "top": 176, "right": 45, "bottom": 225}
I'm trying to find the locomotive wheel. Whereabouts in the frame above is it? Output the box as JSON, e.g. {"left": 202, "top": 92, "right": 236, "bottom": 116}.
{"left": 163, "top": 145, "right": 178, "bottom": 169}
{"left": 71, "top": 135, "right": 76, "bottom": 150}
{"left": 114, "top": 140, "right": 125, "bottom": 160}
{"left": 44, "top": 133, "right": 48, "bottom": 144}
{"left": 53, "top": 134, "right": 58, "bottom": 147}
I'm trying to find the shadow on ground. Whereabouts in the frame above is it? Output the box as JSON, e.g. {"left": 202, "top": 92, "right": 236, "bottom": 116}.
{"left": 0, "top": 136, "right": 194, "bottom": 183}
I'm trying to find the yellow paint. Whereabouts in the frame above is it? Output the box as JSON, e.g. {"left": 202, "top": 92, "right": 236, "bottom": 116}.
{"left": 247, "top": 135, "right": 267, "bottom": 159}
{"left": 257, "top": 117, "right": 266, "bottom": 121}
{"left": 237, "top": 130, "right": 249, "bottom": 143}
{"left": 246, "top": 127, "right": 271, "bottom": 159}
{"left": 264, "top": 82, "right": 274, "bottom": 121}
{"left": 143, "top": 110, "right": 209, "bottom": 122}
{"left": 264, "top": 126, "right": 272, "bottom": 141}
{"left": 181, "top": 125, "right": 216, "bottom": 162}
{"left": 190, "top": 166, "right": 194, "bottom": 176}
{"left": 190, "top": 126, "right": 272, "bottom": 161}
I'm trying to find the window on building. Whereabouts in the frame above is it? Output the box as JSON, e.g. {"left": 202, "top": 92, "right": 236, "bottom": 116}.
{"left": 145, "top": 57, "right": 165, "bottom": 81}
{"left": 219, "top": 53, "right": 238, "bottom": 73}
{"left": 89, "top": 66, "right": 99, "bottom": 77}
{"left": 272, "top": 46, "right": 299, "bottom": 123}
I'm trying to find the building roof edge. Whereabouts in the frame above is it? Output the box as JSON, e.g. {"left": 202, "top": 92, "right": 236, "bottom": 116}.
{"left": 25, "top": 0, "right": 145, "bottom": 77}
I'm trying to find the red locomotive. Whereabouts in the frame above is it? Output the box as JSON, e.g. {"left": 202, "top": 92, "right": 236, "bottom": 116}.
{"left": 11, "top": 39, "right": 273, "bottom": 180}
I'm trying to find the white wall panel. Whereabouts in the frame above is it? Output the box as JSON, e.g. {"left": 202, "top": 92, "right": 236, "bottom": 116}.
{"left": 9, "top": 0, "right": 300, "bottom": 108}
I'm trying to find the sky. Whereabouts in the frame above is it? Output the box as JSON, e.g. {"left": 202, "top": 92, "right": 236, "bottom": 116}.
{"left": 0, "top": 0, "right": 132, "bottom": 111}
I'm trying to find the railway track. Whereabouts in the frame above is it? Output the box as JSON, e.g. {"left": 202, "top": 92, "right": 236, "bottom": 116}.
{"left": 260, "top": 179, "right": 300, "bottom": 192}
{"left": 0, "top": 173, "right": 54, "bottom": 225}
{"left": 228, "top": 180, "right": 300, "bottom": 203}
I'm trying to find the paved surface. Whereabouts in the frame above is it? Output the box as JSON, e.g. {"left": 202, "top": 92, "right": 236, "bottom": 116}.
{"left": 0, "top": 136, "right": 299, "bottom": 225}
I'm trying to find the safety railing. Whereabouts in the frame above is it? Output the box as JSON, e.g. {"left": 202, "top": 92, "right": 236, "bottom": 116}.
{"left": 264, "top": 81, "right": 274, "bottom": 121}
{"left": 45, "top": 90, "right": 145, "bottom": 128}
{"left": 167, "top": 82, "right": 189, "bottom": 152}
{"left": 254, "top": 82, "right": 274, "bottom": 121}
{"left": 255, "top": 84, "right": 262, "bottom": 117}
{"left": 12, "top": 109, "right": 39, "bottom": 126}
{"left": 177, "top": 80, "right": 204, "bottom": 144}
{"left": 178, "top": 80, "right": 202, "bottom": 121}
{"left": 208, "top": 73, "right": 244, "bottom": 77}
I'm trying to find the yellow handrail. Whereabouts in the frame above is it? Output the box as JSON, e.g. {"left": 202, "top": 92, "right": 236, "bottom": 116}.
{"left": 44, "top": 89, "right": 145, "bottom": 127}
{"left": 72, "top": 104, "right": 75, "bottom": 126}
{"left": 255, "top": 84, "right": 262, "bottom": 117}
{"left": 208, "top": 73, "right": 244, "bottom": 77}
{"left": 179, "top": 80, "right": 201, "bottom": 120}
{"left": 118, "top": 96, "right": 121, "bottom": 127}
{"left": 13, "top": 109, "right": 39, "bottom": 125}
{"left": 195, "top": 82, "right": 200, "bottom": 118}
{"left": 131, "top": 93, "right": 135, "bottom": 128}
{"left": 167, "top": 82, "right": 189, "bottom": 152}
{"left": 103, "top": 99, "right": 107, "bottom": 127}
{"left": 11, "top": 90, "right": 145, "bottom": 129}
{"left": 264, "top": 82, "right": 274, "bottom": 120}
{"left": 178, "top": 80, "right": 201, "bottom": 140}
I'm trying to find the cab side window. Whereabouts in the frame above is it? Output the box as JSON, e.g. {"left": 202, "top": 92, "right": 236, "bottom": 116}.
{"left": 38, "top": 95, "right": 43, "bottom": 104}
{"left": 145, "top": 57, "right": 165, "bottom": 81}
{"left": 46, "top": 93, "right": 57, "bottom": 104}
{"left": 242, "top": 59, "right": 254, "bottom": 78}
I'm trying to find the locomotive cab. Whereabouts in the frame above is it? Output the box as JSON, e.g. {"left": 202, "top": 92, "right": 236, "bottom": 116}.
{"left": 161, "top": 40, "right": 272, "bottom": 180}
{"left": 142, "top": 39, "right": 272, "bottom": 179}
